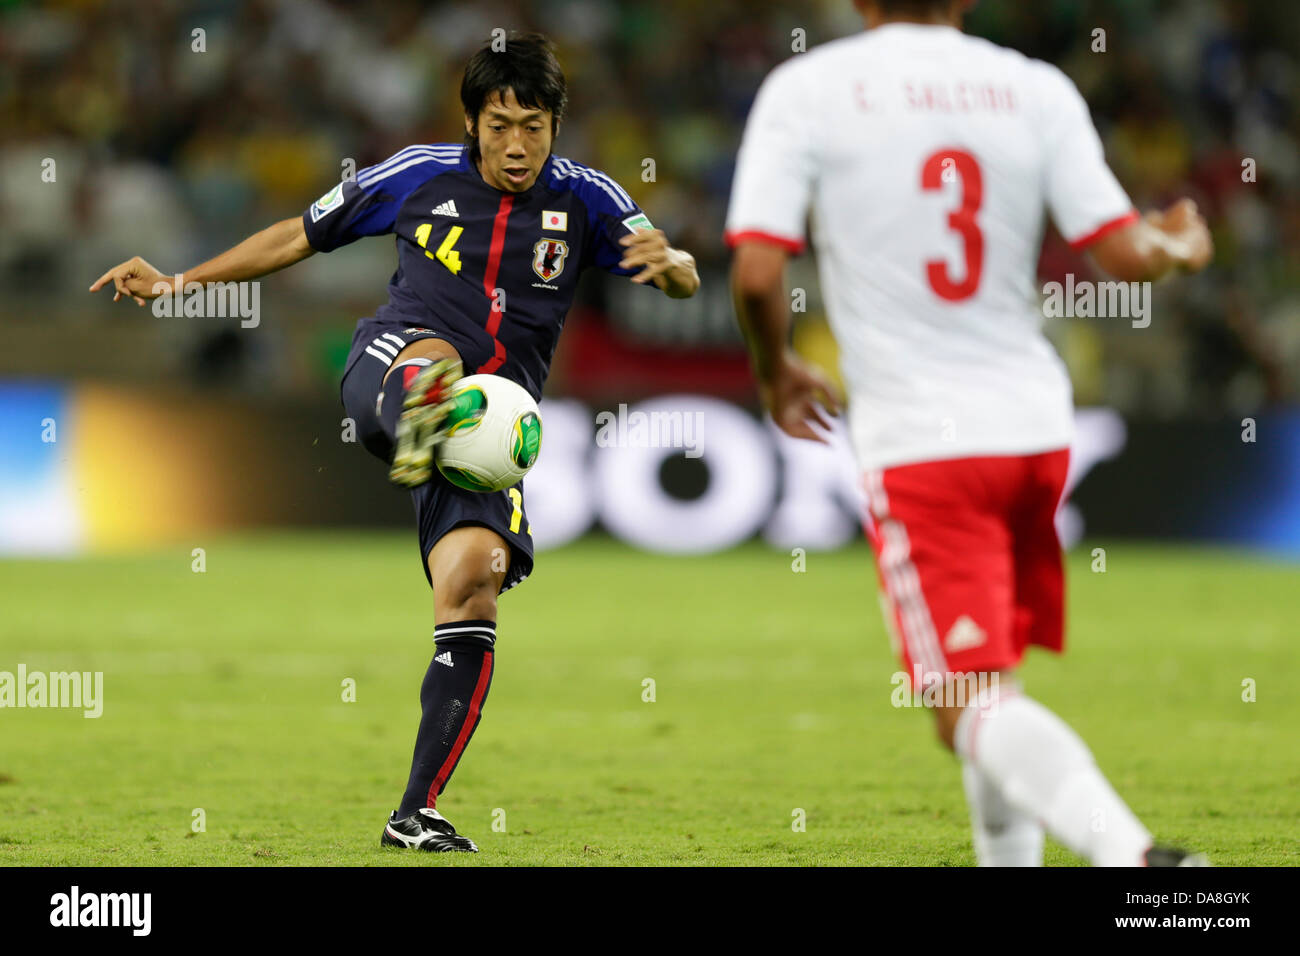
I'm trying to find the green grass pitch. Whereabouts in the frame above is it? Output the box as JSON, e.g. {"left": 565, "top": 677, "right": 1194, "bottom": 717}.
{"left": 1, "top": 534, "right": 1296, "bottom": 866}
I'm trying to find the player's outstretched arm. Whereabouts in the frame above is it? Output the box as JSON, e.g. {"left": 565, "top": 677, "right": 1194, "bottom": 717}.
{"left": 89, "top": 216, "right": 315, "bottom": 306}
{"left": 730, "top": 240, "right": 840, "bottom": 443}
{"left": 1088, "top": 199, "right": 1213, "bottom": 283}
{"left": 618, "top": 229, "right": 699, "bottom": 298}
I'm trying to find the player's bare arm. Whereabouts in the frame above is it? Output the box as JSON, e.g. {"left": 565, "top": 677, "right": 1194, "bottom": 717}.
{"left": 89, "top": 217, "right": 315, "bottom": 306}
{"left": 1089, "top": 198, "right": 1214, "bottom": 281}
{"left": 618, "top": 228, "right": 699, "bottom": 297}
{"left": 730, "top": 239, "right": 839, "bottom": 443}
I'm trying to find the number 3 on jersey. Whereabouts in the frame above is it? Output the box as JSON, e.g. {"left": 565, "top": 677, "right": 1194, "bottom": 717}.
{"left": 414, "top": 222, "right": 464, "bottom": 275}
{"left": 920, "top": 149, "right": 983, "bottom": 301}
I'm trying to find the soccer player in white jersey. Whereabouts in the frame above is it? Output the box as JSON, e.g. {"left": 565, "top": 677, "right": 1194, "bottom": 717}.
{"left": 727, "top": 0, "right": 1213, "bottom": 866}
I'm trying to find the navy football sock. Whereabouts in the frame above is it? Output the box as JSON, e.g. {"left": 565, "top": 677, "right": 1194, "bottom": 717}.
{"left": 396, "top": 621, "right": 496, "bottom": 817}
{"left": 377, "top": 357, "right": 432, "bottom": 443}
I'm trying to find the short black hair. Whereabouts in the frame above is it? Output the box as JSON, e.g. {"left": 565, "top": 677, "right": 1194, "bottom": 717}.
{"left": 460, "top": 32, "right": 567, "bottom": 163}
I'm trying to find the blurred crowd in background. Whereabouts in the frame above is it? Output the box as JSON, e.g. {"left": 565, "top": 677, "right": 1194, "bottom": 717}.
{"left": 2, "top": 0, "right": 1297, "bottom": 416}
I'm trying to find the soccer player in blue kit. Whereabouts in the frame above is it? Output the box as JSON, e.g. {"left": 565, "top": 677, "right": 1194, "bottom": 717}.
{"left": 91, "top": 33, "right": 700, "bottom": 852}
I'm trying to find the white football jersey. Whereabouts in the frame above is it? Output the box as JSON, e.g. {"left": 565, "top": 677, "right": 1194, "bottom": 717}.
{"left": 726, "top": 23, "right": 1136, "bottom": 470}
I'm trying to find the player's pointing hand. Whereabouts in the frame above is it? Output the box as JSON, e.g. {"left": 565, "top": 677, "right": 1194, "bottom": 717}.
{"left": 89, "top": 255, "right": 173, "bottom": 306}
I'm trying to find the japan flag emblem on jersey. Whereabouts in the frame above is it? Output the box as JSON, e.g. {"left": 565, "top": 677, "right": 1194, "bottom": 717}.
{"left": 532, "top": 238, "right": 569, "bottom": 281}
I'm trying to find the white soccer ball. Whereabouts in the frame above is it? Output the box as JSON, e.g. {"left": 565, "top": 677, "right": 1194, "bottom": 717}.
{"left": 435, "top": 374, "right": 543, "bottom": 493}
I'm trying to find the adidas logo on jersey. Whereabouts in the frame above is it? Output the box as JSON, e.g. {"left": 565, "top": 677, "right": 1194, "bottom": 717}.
{"left": 432, "top": 200, "right": 460, "bottom": 218}
{"left": 943, "top": 615, "right": 987, "bottom": 652}
{"left": 434, "top": 651, "right": 455, "bottom": 667}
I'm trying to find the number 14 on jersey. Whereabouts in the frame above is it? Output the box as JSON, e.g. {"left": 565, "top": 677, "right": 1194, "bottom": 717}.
{"left": 414, "top": 222, "right": 464, "bottom": 275}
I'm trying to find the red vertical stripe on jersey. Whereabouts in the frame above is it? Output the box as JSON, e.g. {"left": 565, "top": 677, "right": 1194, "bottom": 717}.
{"left": 483, "top": 195, "right": 513, "bottom": 308}
{"left": 426, "top": 650, "right": 494, "bottom": 808}
{"left": 477, "top": 194, "right": 513, "bottom": 373}
{"left": 481, "top": 339, "right": 506, "bottom": 374}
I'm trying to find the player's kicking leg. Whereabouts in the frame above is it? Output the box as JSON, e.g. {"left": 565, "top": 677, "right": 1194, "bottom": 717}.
{"left": 372, "top": 337, "right": 464, "bottom": 487}
{"left": 341, "top": 329, "right": 535, "bottom": 853}
{"left": 866, "top": 452, "right": 1206, "bottom": 867}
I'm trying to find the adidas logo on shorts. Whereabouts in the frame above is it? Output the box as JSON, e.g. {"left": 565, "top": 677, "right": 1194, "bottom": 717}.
{"left": 944, "top": 615, "right": 987, "bottom": 652}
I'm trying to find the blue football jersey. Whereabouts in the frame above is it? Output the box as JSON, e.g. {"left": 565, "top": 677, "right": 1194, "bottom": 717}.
{"left": 304, "top": 144, "right": 654, "bottom": 399}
